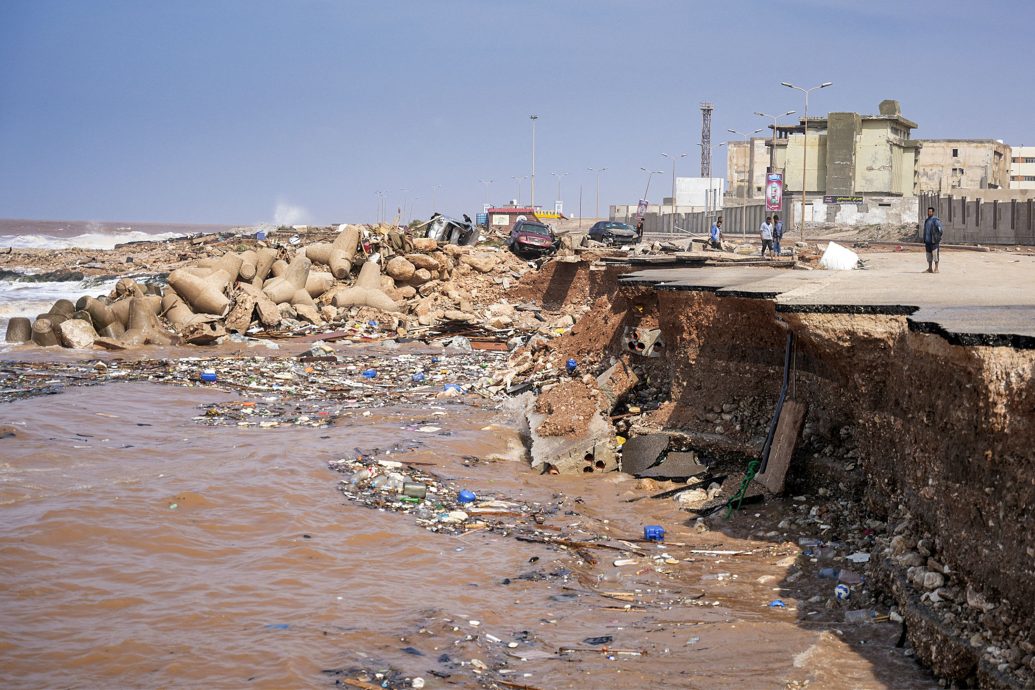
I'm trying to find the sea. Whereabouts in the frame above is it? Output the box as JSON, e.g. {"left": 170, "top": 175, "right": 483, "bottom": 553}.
{"left": 0, "top": 218, "right": 240, "bottom": 337}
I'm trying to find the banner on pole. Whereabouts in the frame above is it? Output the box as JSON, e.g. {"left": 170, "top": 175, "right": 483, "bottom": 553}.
{"left": 765, "top": 173, "right": 784, "bottom": 212}
{"left": 636, "top": 199, "right": 649, "bottom": 219}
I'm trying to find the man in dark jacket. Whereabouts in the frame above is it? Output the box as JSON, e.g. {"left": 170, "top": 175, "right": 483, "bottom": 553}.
{"left": 922, "top": 206, "right": 943, "bottom": 273}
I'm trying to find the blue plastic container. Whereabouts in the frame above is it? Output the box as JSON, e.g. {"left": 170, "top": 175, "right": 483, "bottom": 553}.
{"left": 411, "top": 372, "right": 426, "bottom": 383}
{"left": 443, "top": 383, "right": 462, "bottom": 393}
{"left": 255, "top": 230, "right": 267, "bottom": 241}
{"left": 457, "top": 489, "right": 476, "bottom": 504}
{"left": 643, "top": 525, "right": 665, "bottom": 542}
{"left": 199, "top": 370, "right": 217, "bottom": 383}
{"left": 361, "top": 369, "right": 377, "bottom": 379}
{"left": 565, "top": 358, "right": 577, "bottom": 374}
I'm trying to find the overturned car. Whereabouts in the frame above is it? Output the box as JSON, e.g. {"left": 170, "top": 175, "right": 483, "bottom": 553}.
{"left": 417, "top": 213, "right": 480, "bottom": 245}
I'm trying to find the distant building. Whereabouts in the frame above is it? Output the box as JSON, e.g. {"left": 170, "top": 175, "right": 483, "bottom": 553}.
{"left": 1011, "top": 146, "right": 1035, "bottom": 190}
{"left": 769, "top": 99, "right": 922, "bottom": 198}
{"left": 726, "top": 139, "right": 768, "bottom": 199}
{"left": 486, "top": 205, "right": 564, "bottom": 229}
{"left": 916, "top": 139, "right": 1010, "bottom": 192}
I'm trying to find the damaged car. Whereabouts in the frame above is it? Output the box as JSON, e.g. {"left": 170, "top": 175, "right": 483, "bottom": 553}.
{"left": 507, "top": 219, "right": 559, "bottom": 257}
{"left": 417, "top": 213, "right": 480, "bottom": 245}
{"left": 587, "top": 220, "right": 639, "bottom": 246}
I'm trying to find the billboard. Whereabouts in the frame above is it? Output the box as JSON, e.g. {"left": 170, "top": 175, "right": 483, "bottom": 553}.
{"left": 765, "top": 173, "right": 783, "bottom": 212}
{"left": 636, "top": 199, "right": 649, "bottom": 219}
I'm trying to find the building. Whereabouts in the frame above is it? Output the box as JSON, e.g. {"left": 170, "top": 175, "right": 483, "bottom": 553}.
{"left": 916, "top": 139, "right": 1010, "bottom": 192}
{"left": 611, "top": 177, "right": 725, "bottom": 220}
{"left": 769, "top": 99, "right": 922, "bottom": 198}
{"left": 1011, "top": 146, "right": 1035, "bottom": 190}
{"left": 726, "top": 139, "right": 768, "bottom": 199}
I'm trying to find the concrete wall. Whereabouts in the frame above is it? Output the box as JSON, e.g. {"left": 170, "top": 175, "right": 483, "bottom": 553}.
{"left": 826, "top": 113, "right": 860, "bottom": 196}
{"left": 777, "top": 130, "right": 827, "bottom": 196}
{"left": 918, "top": 140, "right": 1011, "bottom": 193}
{"left": 786, "top": 195, "right": 918, "bottom": 227}
{"left": 675, "top": 177, "right": 726, "bottom": 207}
{"left": 630, "top": 202, "right": 768, "bottom": 237}
{"left": 920, "top": 192, "right": 1035, "bottom": 244}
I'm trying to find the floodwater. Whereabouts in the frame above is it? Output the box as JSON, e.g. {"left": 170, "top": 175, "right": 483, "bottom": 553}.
{"left": 0, "top": 379, "right": 936, "bottom": 689}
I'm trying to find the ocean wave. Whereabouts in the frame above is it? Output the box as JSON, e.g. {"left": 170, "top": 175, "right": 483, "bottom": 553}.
{"left": 0, "top": 277, "right": 121, "bottom": 334}
{"left": 0, "top": 230, "right": 185, "bottom": 250}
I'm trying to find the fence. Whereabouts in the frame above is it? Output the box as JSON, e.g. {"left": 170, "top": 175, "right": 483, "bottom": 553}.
{"left": 921, "top": 192, "right": 1035, "bottom": 245}
{"left": 614, "top": 203, "right": 768, "bottom": 237}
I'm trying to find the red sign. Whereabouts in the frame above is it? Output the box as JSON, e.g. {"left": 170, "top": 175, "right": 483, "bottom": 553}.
{"left": 765, "top": 173, "right": 783, "bottom": 212}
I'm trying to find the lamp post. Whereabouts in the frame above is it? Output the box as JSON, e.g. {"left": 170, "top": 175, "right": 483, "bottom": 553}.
{"left": 754, "top": 110, "right": 796, "bottom": 172}
{"left": 551, "top": 172, "right": 567, "bottom": 212}
{"left": 431, "top": 184, "right": 443, "bottom": 213}
{"left": 587, "top": 167, "right": 606, "bottom": 219}
{"left": 781, "top": 81, "right": 833, "bottom": 238}
{"left": 639, "top": 167, "right": 663, "bottom": 220}
{"left": 478, "top": 179, "right": 493, "bottom": 208}
{"left": 697, "top": 142, "right": 728, "bottom": 223}
{"left": 374, "top": 191, "right": 385, "bottom": 224}
{"left": 529, "top": 114, "right": 538, "bottom": 209}
{"left": 727, "top": 128, "right": 764, "bottom": 199}
{"left": 661, "top": 152, "right": 687, "bottom": 217}
{"left": 511, "top": 176, "right": 526, "bottom": 205}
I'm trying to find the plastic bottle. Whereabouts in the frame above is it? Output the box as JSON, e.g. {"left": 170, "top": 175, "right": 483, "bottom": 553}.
{"left": 402, "top": 483, "right": 428, "bottom": 499}
{"left": 362, "top": 369, "right": 377, "bottom": 379}
{"left": 457, "top": 489, "right": 476, "bottom": 504}
{"left": 565, "top": 358, "right": 577, "bottom": 375}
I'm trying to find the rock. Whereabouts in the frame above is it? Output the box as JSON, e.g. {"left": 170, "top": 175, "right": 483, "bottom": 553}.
{"left": 461, "top": 253, "right": 498, "bottom": 273}
{"left": 890, "top": 534, "right": 913, "bottom": 555}
{"left": 386, "top": 256, "right": 416, "bottom": 281}
{"left": 552, "top": 314, "right": 575, "bottom": 329}
{"left": 405, "top": 253, "right": 439, "bottom": 271}
{"left": 677, "top": 489, "right": 709, "bottom": 508}
{"left": 408, "top": 268, "right": 433, "bottom": 285}
{"left": 294, "top": 303, "right": 323, "bottom": 325}
{"left": 442, "top": 310, "right": 476, "bottom": 322}
{"left": 57, "top": 318, "right": 97, "bottom": 348}
{"left": 488, "top": 315, "right": 513, "bottom": 329}
{"left": 412, "top": 238, "right": 438, "bottom": 251}
{"left": 967, "top": 585, "right": 995, "bottom": 611}
{"left": 320, "top": 305, "right": 337, "bottom": 321}
{"left": 224, "top": 288, "right": 257, "bottom": 333}
{"left": 922, "top": 570, "right": 945, "bottom": 590}
{"left": 181, "top": 320, "right": 226, "bottom": 345}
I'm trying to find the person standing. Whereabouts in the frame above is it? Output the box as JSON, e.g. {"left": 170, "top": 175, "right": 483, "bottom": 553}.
{"left": 709, "top": 217, "right": 724, "bottom": 250}
{"left": 635, "top": 217, "right": 644, "bottom": 240}
{"left": 922, "top": 206, "right": 943, "bottom": 273}
{"left": 772, "top": 214, "right": 784, "bottom": 256}
{"left": 759, "top": 215, "right": 774, "bottom": 257}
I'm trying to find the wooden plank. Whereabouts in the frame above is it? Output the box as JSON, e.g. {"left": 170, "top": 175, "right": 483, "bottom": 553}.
{"left": 755, "top": 400, "right": 806, "bottom": 495}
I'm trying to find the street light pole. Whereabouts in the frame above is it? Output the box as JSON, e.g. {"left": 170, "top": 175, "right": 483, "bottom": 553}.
{"left": 639, "top": 167, "right": 664, "bottom": 217}
{"left": 754, "top": 110, "right": 796, "bottom": 172}
{"left": 529, "top": 114, "right": 538, "bottom": 209}
{"left": 781, "top": 81, "right": 833, "bottom": 238}
{"left": 661, "top": 153, "right": 687, "bottom": 218}
{"left": 551, "top": 172, "right": 567, "bottom": 212}
{"left": 696, "top": 142, "right": 728, "bottom": 224}
{"left": 478, "top": 179, "right": 492, "bottom": 208}
{"left": 587, "top": 167, "right": 606, "bottom": 219}
{"left": 431, "top": 184, "right": 443, "bottom": 213}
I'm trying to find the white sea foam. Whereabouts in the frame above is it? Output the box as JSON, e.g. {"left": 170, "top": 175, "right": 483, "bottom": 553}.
{"left": 0, "top": 230, "right": 184, "bottom": 251}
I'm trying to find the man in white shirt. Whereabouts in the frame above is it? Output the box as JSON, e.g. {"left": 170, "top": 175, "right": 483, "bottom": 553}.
{"left": 759, "top": 216, "right": 774, "bottom": 257}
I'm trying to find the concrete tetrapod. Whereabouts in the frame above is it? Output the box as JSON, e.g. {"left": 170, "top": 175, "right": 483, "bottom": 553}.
{"left": 31, "top": 317, "right": 61, "bottom": 347}
{"left": 122, "top": 296, "right": 175, "bottom": 346}
{"left": 331, "top": 260, "right": 400, "bottom": 313}
{"left": 5, "top": 317, "right": 32, "bottom": 343}
{"left": 263, "top": 254, "right": 311, "bottom": 305}
{"left": 304, "top": 271, "right": 335, "bottom": 299}
{"left": 167, "top": 268, "right": 232, "bottom": 316}
{"left": 78, "top": 296, "right": 118, "bottom": 330}
{"left": 251, "top": 248, "right": 278, "bottom": 287}
{"left": 238, "top": 250, "right": 258, "bottom": 281}
{"left": 49, "top": 299, "right": 76, "bottom": 317}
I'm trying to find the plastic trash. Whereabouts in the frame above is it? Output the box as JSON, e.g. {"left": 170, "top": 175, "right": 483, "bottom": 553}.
{"left": 361, "top": 369, "right": 377, "bottom": 378}
{"left": 768, "top": 599, "right": 786, "bottom": 608}
{"left": 443, "top": 383, "right": 463, "bottom": 393}
{"left": 844, "top": 609, "right": 874, "bottom": 623}
{"left": 402, "top": 482, "right": 427, "bottom": 499}
{"left": 565, "top": 358, "right": 577, "bottom": 374}
{"left": 457, "top": 489, "right": 476, "bottom": 504}
{"left": 411, "top": 372, "right": 426, "bottom": 383}
{"left": 834, "top": 584, "right": 851, "bottom": 601}
{"left": 818, "top": 241, "right": 860, "bottom": 270}
{"left": 643, "top": 525, "right": 665, "bottom": 542}
{"left": 199, "top": 369, "right": 217, "bottom": 382}
{"left": 583, "top": 635, "right": 613, "bottom": 646}
{"left": 255, "top": 230, "right": 266, "bottom": 241}
{"left": 818, "top": 567, "right": 840, "bottom": 579}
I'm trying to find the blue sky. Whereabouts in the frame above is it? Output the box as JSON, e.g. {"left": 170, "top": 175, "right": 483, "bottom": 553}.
{"left": 0, "top": 0, "right": 1030, "bottom": 225}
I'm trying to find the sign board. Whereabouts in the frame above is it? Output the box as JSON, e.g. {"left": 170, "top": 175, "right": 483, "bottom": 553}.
{"left": 554, "top": 200, "right": 563, "bottom": 214}
{"left": 636, "top": 199, "right": 649, "bottom": 219}
{"left": 765, "top": 173, "right": 783, "bottom": 212}
{"left": 491, "top": 214, "right": 509, "bottom": 226}
{"left": 823, "top": 195, "right": 864, "bottom": 204}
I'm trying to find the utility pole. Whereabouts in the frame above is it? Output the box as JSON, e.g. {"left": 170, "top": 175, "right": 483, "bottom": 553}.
{"left": 661, "top": 152, "right": 687, "bottom": 218}
{"left": 529, "top": 114, "right": 538, "bottom": 209}
{"left": 754, "top": 110, "right": 796, "bottom": 172}
{"left": 551, "top": 171, "right": 567, "bottom": 211}
{"left": 781, "top": 81, "right": 833, "bottom": 238}
{"left": 587, "top": 167, "right": 606, "bottom": 219}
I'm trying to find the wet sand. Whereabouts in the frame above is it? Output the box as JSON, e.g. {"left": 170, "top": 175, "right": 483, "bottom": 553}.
{"left": 0, "top": 375, "right": 937, "bottom": 688}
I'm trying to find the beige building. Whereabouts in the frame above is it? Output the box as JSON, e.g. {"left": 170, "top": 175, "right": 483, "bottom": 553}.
{"left": 726, "top": 138, "right": 768, "bottom": 199}
{"left": 916, "top": 139, "right": 1010, "bottom": 192}
{"left": 769, "top": 100, "right": 921, "bottom": 197}
{"left": 1011, "top": 146, "right": 1035, "bottom": 190}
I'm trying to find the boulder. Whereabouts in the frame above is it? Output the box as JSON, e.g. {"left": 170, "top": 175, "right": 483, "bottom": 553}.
{"left": 461, "top": 253, "right": 497, "bottom": 273}
{"left": 405, "top": 253, "right": 439, "bottom": 271}
{"left": 58, "top": 318, "right": 98, "bottom": 349}
{"left": 412, "top": 237, "right": 438, "bottom": 251}
{"left": 408, "top": 268, "right": 433, "bottom": 285}
{"left": 386, "top": 256, "right": 416, "bottom": 281}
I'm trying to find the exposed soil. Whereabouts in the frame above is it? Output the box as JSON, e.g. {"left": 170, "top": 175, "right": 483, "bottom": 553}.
{"left": 532, "top": 379, "right": 602, "bottom": 437}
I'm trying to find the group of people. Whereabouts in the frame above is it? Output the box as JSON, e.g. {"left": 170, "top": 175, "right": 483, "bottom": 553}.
{"left": 707, "top": 214, "right": 784, "bottom": 257}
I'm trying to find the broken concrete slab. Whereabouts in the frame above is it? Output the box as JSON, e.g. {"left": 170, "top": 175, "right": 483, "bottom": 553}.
{"left": 620, "top": 433, "right": 669, "bottom": 475}
{"left": 637, "top": 451, "right": 709, "bottom": 480}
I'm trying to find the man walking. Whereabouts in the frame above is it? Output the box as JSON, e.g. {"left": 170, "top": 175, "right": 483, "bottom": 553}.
{"left": 922, "top": 206, "right": 943, "bottom": 273}
{"left": 709, "top": 217, "right": 724, "bottom": 250}
{"left": 760, "top": 215, "right": 774, "bottom": 258}
{"left": 772, "top": 214, "right": 784, "bottom": 256}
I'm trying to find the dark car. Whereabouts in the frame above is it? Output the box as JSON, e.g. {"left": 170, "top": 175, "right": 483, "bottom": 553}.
{"left": 587, "top": 221, "right": 639, "bottom": 246}
{"left": 508, "top": 219, "right": 558, "bottom": 256}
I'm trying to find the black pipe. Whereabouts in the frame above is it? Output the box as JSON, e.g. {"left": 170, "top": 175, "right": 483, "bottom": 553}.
{"left": 759, "top": 331, "right": 795, "bottom": 475}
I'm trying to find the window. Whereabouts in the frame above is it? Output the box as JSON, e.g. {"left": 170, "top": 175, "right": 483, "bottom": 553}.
{"left": 952, "top": 148, "right": 959, "bottom": 157}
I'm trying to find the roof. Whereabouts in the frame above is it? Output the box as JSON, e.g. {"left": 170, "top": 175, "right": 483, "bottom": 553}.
{"left": 487, "top": 207, "right": 536, "bottom": 214}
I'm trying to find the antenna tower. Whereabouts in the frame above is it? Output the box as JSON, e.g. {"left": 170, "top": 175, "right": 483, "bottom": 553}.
{"left": 700, "top": 102, "right": 714, "bottom": 177}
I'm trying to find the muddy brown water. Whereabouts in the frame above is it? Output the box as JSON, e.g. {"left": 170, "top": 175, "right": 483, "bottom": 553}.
{"left": 0, "top": 378, "right": 936, "bottom": 688}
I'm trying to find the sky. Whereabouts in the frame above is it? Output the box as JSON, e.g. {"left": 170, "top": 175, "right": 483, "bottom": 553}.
{"left": 1, "top": 0, "right": 1032, "bottom": 226}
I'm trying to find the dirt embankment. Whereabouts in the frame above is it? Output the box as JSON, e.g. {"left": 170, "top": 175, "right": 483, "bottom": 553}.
{"left": 515, "top": 261, "right": 1035, "bottom": 686}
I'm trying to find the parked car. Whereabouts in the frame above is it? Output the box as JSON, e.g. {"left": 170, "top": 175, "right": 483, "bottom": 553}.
{"left": 587, "top": 220, "right": 639, "bottom": 246}
{"left": 508, "top": 219, "right": 559, "bottom": 257}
